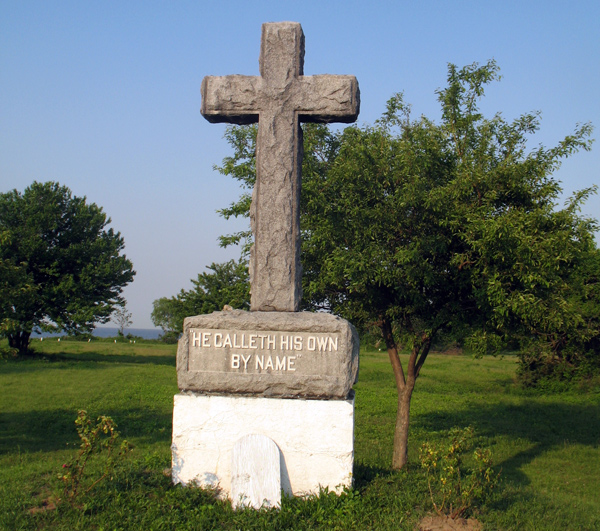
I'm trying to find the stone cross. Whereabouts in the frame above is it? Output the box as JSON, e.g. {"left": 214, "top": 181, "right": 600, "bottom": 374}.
{"left": 201, "top": 22, "right": 359, "bottom": 312}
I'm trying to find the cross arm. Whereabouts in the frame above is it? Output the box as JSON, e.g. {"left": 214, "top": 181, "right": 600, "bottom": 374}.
{"left": 201, "top": 75, "right": 262, "bottom": 124}
{"left": 297, "top": 75, "right": 360, "bottom": 124}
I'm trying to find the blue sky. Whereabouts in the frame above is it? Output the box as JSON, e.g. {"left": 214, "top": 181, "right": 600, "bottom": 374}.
{"left": 2, "top": 1, "right": 598, "bottom": 329}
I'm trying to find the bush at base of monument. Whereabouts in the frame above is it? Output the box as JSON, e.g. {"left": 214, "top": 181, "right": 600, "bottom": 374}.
{"left": 177, "top": 309, "right": 359, "bottom": 399}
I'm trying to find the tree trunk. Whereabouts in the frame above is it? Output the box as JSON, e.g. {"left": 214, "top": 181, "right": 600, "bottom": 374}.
{"left": 8, "top": 331, "right": 31, "bottom": 354}
{"left": 381, "top": 317, "right": 435, "bottom": 470}
{"left": 381, "top": 316, "right": 418, "bottom": 470}
{"left": 392, "top": 377, "right": 415, "bottom": 469}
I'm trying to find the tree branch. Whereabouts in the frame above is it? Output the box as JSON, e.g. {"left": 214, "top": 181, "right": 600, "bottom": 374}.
{"left": 381, "top": 316, "right": 406, "bottom": 390}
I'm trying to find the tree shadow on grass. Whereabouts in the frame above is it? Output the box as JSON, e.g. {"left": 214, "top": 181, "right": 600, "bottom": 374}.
{"left": 0, "top": 407, "right": 173, "bottom": 456}
{"left": 1, "top": 350, "right": 176, "bottom": 372}
{"left": 51, "top": 351, "right": 176, "bottom": 367}
{"left": 415, "top": 400, "right": 600, "bottom": 487}
{"left": 353, "top": 461, "right": 396, "bottom": 488}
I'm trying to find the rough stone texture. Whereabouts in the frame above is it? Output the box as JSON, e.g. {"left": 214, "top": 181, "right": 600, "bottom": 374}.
{"left": 231, "top": 434, "right": 281, "bottom": 509}
{"left": 171, "top": 393, "right": 355, "bottom": 497}
{"left": 177, "top": 309, "right": 359, "bottom": 398}
{"left": 201, "top": 22, "right": 360, "bottom": 312}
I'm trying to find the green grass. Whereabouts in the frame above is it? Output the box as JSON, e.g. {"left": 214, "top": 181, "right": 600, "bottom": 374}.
{"left": 1, "top": 340, "right": 599, "bottom": 530}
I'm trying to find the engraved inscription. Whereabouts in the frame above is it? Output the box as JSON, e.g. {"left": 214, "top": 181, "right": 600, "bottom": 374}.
{"left": 188, "top": 328, "right": 340, "bottom": 375}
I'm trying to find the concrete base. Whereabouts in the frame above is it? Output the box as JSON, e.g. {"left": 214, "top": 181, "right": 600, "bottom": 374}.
{"left": 171, "top": 393, "right": 355, "bottom": 498}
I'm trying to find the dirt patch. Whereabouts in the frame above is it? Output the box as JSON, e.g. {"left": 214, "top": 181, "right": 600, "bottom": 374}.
{"left": 27, "top": 498, "right": 57, "bottom": 514}
{"left": 418, "top": 514, "right": 482, "bottom": 531}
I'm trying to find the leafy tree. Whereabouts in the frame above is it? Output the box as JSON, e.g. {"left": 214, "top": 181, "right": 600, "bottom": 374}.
{"left": 216, "top": 61, "right": 597, "bottom": 469}
{"left": 151, "top": 259, "right": 250, "bottom": 337}
{"left": 0, "top": 182, "right": 135, "bottom": 353}
{"left": 303, "top": 67, "right": 595, "bottom": 468}
{"left": 151, "top": 297, "right": 186, "bottom": 341}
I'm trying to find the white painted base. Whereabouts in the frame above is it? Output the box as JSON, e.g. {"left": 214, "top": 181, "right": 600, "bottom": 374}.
{"left": 171, "top": 393, "right": 354, "bottom": 499}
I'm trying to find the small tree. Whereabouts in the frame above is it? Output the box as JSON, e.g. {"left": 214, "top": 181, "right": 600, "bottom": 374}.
{"left": 151, "top": 259, "right": 249, "bottom": 335}
{"left": 112, "top": 305, "right": 133, "bottom": 336}
{"left": 303, "top": 62, "right": 596, "bottom": 468}
{"left": 214, "top": 61, "right": 596, "bottom": 470}
{"left": 0, "top": 182, "right": 135, "bottom": 353}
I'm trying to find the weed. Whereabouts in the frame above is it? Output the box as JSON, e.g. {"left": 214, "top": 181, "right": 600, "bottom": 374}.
{"left": 419, "top": 426, "right": 500, "bottom": 519}
{"left": 59, "top": 410, "right": 131, "bottom": 503}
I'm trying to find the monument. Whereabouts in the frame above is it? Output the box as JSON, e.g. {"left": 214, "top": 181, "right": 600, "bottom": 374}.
{"left": 172, "top": 22, "right": 360, "bottom": 509}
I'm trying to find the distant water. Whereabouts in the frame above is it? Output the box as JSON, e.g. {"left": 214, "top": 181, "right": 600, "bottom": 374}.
{"left": 32, "top": 327, "right": 162, "bottom": 340}
{"left": 93, "top": 327, "right": 162, "bottom": 340}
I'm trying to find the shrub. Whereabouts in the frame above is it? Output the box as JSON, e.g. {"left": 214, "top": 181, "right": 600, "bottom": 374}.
{"left": 59, "top": 410, "right": 131, "bottom": 503}
{"left": 419, "top": 427, "right": 500, "bottom": 519}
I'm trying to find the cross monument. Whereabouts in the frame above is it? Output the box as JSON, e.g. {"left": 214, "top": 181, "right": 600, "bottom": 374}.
{"left": 201, "top": 22, "right": 360, "bottom": 312}
{"left": 172, "top": 21, "right": 360, "bottom": 504}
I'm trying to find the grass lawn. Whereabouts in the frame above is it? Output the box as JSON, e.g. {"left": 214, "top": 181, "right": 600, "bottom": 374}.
{"left": 1, "top": 339, "right": 599, "bottom": 530}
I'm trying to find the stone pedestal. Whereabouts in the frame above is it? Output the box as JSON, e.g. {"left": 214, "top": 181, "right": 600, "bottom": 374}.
{"left": 171, "top": 393, "right": 355, "bottom": 497}
{"left": 172, "top": 309, "right": 358, "bottom": 502}
{"left": 177, "top": 310, "right": 359, "bottom": 398}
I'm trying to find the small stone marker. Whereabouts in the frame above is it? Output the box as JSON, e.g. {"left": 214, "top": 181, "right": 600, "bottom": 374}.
{"left": 231, "top": 434, "right": 281, "bottom": 509}
{"left": 202, "top": 21, "right": 359, "bottom": 312}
